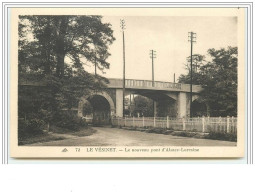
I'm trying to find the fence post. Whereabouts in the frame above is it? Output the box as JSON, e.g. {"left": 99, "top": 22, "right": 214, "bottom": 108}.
{"left": 117, "top": 117, "right": 119, "bottom": 126}
{"left": 232, "top": 116, "right": 234, "bottom": 132}
{"left": 143, "top": 116, "right": 145, "bottom": 127}
{"left": 202, "top": 116, "right": 205, "bottom": 133}
{"left": 167, "top": 116, "right": 169, "bottom": 129}
{"left": 219, "top": 116, "right": 221, "bottom": 131}
{"left": 133, "top": 116, "right": 135, "bottom": 127}
{"left": 154, "top": 117, "right": 156, "bottom": 127}
{"left": 182, "top": 117, "right": 186, "bottom": 131}
{"left": 124, "top": 117, "right": 126, "bottom": 127}
{"left": 227, "top": 116, "right": 230, "bottom": 133}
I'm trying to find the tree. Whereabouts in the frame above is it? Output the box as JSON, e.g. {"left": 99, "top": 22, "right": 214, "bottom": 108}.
{"left": 184, "top": 54, "right": 206, "bottom": 73}
{"left": 178, "top": 54, "right": 207, "bottom": 84}
{"left": 18, "top": 15, "right": 115, "bottom": 128}
{"left": 132, "top": 95, "right": 153, "bottom": 117}
{"left": 178, "top": 47, "right": 237, "bottom": 117}
{"left": 19, "top": 15, "right": 115, "bottom": 77}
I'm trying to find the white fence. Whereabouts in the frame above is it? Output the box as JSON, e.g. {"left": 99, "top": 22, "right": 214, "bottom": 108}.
{"left": 111, "top": 116, "right": 237, "bottom": 133}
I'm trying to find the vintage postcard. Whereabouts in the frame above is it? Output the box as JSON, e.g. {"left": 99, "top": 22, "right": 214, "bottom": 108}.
{"left": 10, "top": 7, "right": 245, "bottom": 158}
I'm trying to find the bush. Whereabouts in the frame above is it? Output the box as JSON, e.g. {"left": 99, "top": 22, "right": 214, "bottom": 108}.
{"left": 54, "top": 112, "right": 87, "bottom": 131}
{"left": 171, "top": 131, "right": 196, "bottom": 137}
{"left": 205, "top": 130, "right": 237, "bottom": 142}
{"left": 18, "top": 118, "right": 45, "bottom": 138}
{"left": 163, "top": 130, "right": 174, "bottom": 135}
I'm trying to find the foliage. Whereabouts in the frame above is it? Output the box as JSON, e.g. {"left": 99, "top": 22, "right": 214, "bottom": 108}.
{"left": 132, "top": 95, "right": 153, "bottom": 117}
{"left": 18, "top": 118, "right": 46, "bottom": 139}
{"left": 54, "top": 111, "right": 88, "bottom": 131}
{"left": 19, "top": 15, "right": 115, "bottom": 76}
{"left": 83, "top": 101, "right": 93, "bottom": 115}
{"left": 178, "top": 47, "right": 237, "bottom": 117}
{"left": 18, "top": 15, "right": 115, "bottom": 135}
{"left": 184, "top": 54, "right": 206, "bottom": 73}
{"left": 205, "top": 130, "right": 237, "bottom": 142}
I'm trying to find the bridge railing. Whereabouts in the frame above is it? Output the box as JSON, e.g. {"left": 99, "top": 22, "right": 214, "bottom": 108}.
{"left": 111, "top": 116, "right": 237, "bottom": 133}
{"left": 125, "top": 79, "right": 182, "bottom": 90}
{"left": 109, "top": 78, "right": 182, "bottom": 90}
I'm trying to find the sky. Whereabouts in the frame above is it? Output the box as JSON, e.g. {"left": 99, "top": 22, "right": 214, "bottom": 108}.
{"left": 85, "top": 16, "right": 237, "bottom": 82}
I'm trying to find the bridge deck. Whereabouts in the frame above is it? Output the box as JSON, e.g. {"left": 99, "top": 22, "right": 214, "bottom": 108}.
{"left": 108, "top": 78, "right": 202, "bottom": 93}
{"left": 19, "top": 77, "right": 203, "bottom": 93}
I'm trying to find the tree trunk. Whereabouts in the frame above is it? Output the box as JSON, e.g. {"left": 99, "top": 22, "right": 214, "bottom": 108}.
{"left": 206, "top": 103, "right": 210, "bottom": 117}
{"left": 43, "top": 46, "right": 52, "bottom": 74}
{"left": 56, "top": 16, "right": 68, "bottom": 78}
{"left": 56, "top": 51, "right": 65, "bottom": 77}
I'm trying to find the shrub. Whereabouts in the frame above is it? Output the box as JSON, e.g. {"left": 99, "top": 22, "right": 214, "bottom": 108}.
{"left": 205, "top": 130, "right": 237, "bottom": 142}
{"left": 171, "top": 131, "right": 195, "bottom": 137}
{"left": 163, "top": 130, "right": 174, "bottom": 135}
{"left": 18, "top": 118, "right": 45, "bottom": 138}
{"left": 54, "top": 112, "right": 87, "bottom": 131}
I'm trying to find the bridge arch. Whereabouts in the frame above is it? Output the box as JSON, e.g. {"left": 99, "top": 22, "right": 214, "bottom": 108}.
{"left": 78, "top": 91, "right": 115, "bottom": 118}
{"left": 192, "top": 94, "right": 199, "bottom": 102}
{"left": 123, "top": 90, "right": 178, "bottom": 117}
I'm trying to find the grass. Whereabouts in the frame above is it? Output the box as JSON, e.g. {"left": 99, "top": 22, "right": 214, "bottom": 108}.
{"left": 19, "top": 133, "right": 65, "bottom": 145}
{"left": 49, "top": 125, "right": 96, "bottom": 137}
{"left": 171, "top": 131, "right": 197, "bottom": 137}
{"left": 19, "top": 126, "right": 96, "bottom": 145}
{"left": 67, "top": 128, "right": 96, "bottom": 137}
{"left": 116, "top": 126, "right": 236, "bottom": 142}
{"left": 205, "top": 131, "right": 237, "bottom": 142}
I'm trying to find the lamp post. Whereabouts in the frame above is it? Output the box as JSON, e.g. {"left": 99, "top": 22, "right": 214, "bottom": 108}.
{"left": 120, "top": 19, "right": 126, "bottom": 117}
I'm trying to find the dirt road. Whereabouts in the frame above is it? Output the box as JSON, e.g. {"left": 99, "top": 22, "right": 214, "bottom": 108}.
{"left": 28, "top": 127, "right": 237, "bottom": 146}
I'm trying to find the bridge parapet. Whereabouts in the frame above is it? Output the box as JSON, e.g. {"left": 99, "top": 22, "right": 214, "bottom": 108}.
{"left": 19, "top": 77, "right": 203, "bottom": 93}
{"left": 108, "top": 78, "right": 202, "bottom": 93}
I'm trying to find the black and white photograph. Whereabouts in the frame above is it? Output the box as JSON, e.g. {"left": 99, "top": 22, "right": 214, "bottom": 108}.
{"left": 10, "top": 7, "right": 245, "bottom": 158}
{"left": 1, "top": 2, "right": 254, "bottom": 195}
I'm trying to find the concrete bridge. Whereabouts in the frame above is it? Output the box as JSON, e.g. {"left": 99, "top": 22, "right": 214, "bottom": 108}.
{"left": 19, "top": 77, "right": 203, "bottom": 124}
{"left": 78, "top": 78, "right": 203, "bottom": 120}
